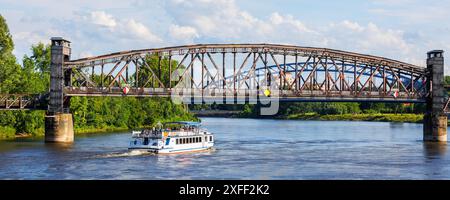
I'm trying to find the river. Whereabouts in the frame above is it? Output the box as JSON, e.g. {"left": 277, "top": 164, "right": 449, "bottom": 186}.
{"left": 0, "top": 117, "right": 449, "bottom": 179}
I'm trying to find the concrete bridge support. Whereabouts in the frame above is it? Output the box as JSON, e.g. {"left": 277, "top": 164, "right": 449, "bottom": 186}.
{"left": 45, "top": 37, "right": 74, "bottom": 143}
{"left": 424, "top": 50, "right": 447, "bottom": 142}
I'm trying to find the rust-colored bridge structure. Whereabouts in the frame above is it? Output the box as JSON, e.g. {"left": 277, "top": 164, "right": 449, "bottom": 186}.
{"left": 0, "top": 37, "right": 447, "bottom": 143}
{"left": 63, "top": 43, "right": 428, "bottom": 102}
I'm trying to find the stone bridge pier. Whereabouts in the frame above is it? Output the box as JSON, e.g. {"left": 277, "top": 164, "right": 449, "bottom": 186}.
{"left": 424, "top": 50, "right": 447, "bottom": 142}
{"left": 45, "top": 37, "right": 74, "bottom": 143}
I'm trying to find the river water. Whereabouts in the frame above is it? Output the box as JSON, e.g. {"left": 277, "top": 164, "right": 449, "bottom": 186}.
{"left": 0, "top": 117, "right": 449, "bottom": 179}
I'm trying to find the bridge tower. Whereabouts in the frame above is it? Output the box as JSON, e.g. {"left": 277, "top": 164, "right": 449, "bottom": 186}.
{"left": 423, "top": 50, "right": 447, "bottom": 142}
{"left": 44, "top": 37, "right": 74, "bottom": 143}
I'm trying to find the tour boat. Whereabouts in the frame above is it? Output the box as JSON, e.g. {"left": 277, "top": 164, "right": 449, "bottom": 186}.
{"left": 128, "top": 121, "right": 214, "bottom": 154}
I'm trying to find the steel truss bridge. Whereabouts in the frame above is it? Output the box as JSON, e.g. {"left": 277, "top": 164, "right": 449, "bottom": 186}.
{"left": 1, "top": 43, "right": 445, "bottom": 110}
{"left": 65, "top": 44, "right": 427, "bottom": 101}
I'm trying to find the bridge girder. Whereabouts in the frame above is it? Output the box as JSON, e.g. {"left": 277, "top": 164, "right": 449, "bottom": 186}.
{"left": 61, "top": 44, "right": 429, "bottom": 102}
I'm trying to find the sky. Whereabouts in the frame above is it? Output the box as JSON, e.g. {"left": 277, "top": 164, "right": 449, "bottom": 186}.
{"left": 1, "top": 0, "right": 450, "bottom": 73}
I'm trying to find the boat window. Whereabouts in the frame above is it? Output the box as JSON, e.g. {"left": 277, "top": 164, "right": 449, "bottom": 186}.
{"left": 196, "top": 137, "right": 199, "bottom": 143}
{"left": 205, "top": 136, "right": 208, "bottom": 142}
{"left": 183, "top": 138, "right": 186, "bottom": 144}
{"left": 210, "top": 136, "right": 213, "bottom": 142}
{"left": 190, "top": 138, "right": 193, "bottom": 143}
{"left": 199, "top": 137, "right": 202, "bottom": 142}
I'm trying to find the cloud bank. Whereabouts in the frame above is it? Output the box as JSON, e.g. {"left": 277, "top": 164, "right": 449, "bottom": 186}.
{"left": 1, "top": 0, "right": 449, "bottom": 73}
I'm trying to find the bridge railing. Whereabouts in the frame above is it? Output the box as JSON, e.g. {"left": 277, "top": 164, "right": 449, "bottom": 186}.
{"left": 63, "top": 87, "right": 424, "bottom": 103}
{"left": 0, "top": 94, "right": 48, "bottom": 110}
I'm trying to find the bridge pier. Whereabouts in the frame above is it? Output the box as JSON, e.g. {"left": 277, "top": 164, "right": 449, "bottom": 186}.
{"left": 423, "top": 50, "right": 447, "bottom": 142}
{"left": 45, "top": 37, "right": 74, "bottom": 143}
{"left": 45, "top": 113, "right": 74, "bottom": 143}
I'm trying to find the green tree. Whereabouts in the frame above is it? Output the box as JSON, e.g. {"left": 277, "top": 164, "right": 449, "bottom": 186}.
{"left": 0, "top": 14, "right": 22, "bottom": 94}
{"left": 20, "top": 43, "right": 51, "bottom": 93}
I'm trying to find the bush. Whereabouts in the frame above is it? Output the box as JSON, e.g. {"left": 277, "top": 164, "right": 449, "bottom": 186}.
{"left": 0, "top": 126, "right": 16, "bottom": 139}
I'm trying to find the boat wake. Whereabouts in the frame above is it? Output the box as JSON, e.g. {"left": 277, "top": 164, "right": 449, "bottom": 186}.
{"left": 95, "top": 150, "right": 155, "bottom": 158}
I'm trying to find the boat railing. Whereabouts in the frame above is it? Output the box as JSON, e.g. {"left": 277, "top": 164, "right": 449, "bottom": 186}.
{"left": 131, "top": 130, "right": 162, "bottom": 139}
{"left": 132, "top": 128, "right": 209, "bottom": 138}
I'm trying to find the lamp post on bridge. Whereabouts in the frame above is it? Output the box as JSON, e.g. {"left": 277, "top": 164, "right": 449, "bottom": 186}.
{"left": 423, "top": 50, "right": 447, "bottom": 142}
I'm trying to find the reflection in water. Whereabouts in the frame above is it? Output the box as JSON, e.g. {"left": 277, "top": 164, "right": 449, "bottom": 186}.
{"left": 1, "top": 118, "right": 450, "bottom": 179}
{"left": 423, "top": 142, "right": 448, "bottom": 158}
{"left": 45, "top": 143, "right": 74, "bottom": 150}
{"left": 388, "top": 122, "right": 405, "bottom": 129}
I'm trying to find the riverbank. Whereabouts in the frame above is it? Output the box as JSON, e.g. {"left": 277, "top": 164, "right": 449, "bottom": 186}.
{"left": 191, "top": 110, "right": 241, "bottom": 117}
{"left": 0, "top": 126, "right": 129, "bottom": 140}
{"left": 74, "top": 126, "right": 131, "bottom": 135}
{"left": 283, "top": 113, "right": 424, "bottom": 123}
{"left": 0, "top": 117, "right": 199, "bottom": 140}
{"left": 193, "top": 109, "right": 425, "bottom": 123}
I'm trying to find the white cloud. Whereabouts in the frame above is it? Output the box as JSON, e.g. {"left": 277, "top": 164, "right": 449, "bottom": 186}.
{"left": 79, "top": 51, "right": 93, "bottom": 58}
{"left": 326, "top": 20, "right": 414, "bottom": 63}
{"left": 363, "top": 23, "right": 409, "bottom": 50}
{"left": 90, "top": 11, "right": 116, "bottom": 28}
{"left": 13, "top": 32, "right": 48, "bottom": 45}
{"left": 339, "top": 20, "right": 364, "bottom": 32}
{"left": 269, "top": 12, "right": 313, "bottom": 33}
{"left": 123, "top": 19, "right": 162, "bottom": 43}
{"left": 169, "top": 25, "right": 199, "bottom": 42}
{"left": 166, "top": 0, "right": 267, "bottom": 40}
{"left": 85, "top": 11, "right": 162, "bottom": 44}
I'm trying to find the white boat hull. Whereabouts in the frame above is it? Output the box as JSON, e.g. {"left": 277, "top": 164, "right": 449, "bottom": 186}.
{"left": 129, "top": 146, "right": 214, "bottom": 154}
{"left": 128, "top": 131, "right": 214, "bottom": 154}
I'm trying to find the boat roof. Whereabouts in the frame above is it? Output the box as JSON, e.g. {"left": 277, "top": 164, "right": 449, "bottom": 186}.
{"left": 164, "top": 121, "right": 201, "bottom": 127}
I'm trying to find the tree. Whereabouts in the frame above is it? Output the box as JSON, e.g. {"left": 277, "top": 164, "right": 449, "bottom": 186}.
{"left": 21, "top": 43, "right": 51, "bottom": 93}
{"left": 0, "top": 15, "right": 13, "bottom": 58}
{"left": 0, "top": 14, "right": 22, "bottom": 94}
{"left": 138, "top": 55, "right": 181, "bottom": 87}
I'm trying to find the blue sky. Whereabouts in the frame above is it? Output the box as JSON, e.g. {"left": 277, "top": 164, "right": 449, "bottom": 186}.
{"left": 1, "top": 0, "right": 449, "bottom": 72}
